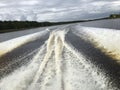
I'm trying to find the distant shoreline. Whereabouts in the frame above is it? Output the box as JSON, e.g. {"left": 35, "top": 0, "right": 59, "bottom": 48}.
{"left": 0, "top": 14, "right": 120, "bottom": 33}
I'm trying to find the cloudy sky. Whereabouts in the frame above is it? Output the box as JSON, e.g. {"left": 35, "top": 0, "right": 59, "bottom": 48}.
{"left": 0, "top": 0, "right": 120, "bottom": 22}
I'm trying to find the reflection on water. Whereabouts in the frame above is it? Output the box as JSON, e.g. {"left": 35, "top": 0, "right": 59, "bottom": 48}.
{"left": 81, "top": 19, "right": 120, "bottom": 30}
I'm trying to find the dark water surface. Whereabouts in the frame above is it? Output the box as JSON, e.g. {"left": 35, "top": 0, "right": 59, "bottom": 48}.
{"left": 81, "top": 19, "right": 120, "bottom": 30}
{"left": 0, "top": 32, "right": 49, "bottom": 78}
{"left": 65, "top": 29, "right": 120, "bottom": 89}
{"left": 0, "top": 19, "right": 120, "bottom": 89}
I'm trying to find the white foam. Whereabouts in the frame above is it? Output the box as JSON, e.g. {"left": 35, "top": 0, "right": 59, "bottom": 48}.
{"left": 62, "top": 47, "right": 103, "bottom": 90}
{"left": 76, "top": 26, "right": 120, "bottom": 61}
{"left": 0, "top": 29, "right": 48, "bottom": 56}
{"left": 54, "top": 36, "right": 63, "bottom": 90}
{"left": 0, "top": 44, "right": 46, "bottom": 90}
{"left": 64, "top": 40, "right": 109, "bottom": 90}
{"left": 31, "top": 32, "right": 55, "bottom": 86}
{"left": 0, "top": 26, "right": 116, "bottom": 90}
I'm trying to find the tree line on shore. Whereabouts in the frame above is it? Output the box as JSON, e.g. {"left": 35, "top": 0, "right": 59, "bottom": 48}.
{"left": 0, "top": 21, "right": 52, "bottom": 31}
{"left": 0, "top": 14, "right": 120, "bottom": 33}
{"left": 0, "top": 20, "right": 85, "bottom": 33}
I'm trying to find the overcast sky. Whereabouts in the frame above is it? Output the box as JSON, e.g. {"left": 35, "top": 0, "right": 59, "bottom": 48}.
{"left": 0, "top": 0, "right": 120, "bottom": 22}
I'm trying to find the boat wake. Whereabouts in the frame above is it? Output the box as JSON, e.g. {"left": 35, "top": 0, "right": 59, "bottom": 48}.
{"left": 0, "top": 25, "right": 120, "bottom": 90}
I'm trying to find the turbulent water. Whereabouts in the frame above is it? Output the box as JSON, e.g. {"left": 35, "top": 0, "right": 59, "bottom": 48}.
{"left": 0, "top": 24, "right": 120, "bottom": 90}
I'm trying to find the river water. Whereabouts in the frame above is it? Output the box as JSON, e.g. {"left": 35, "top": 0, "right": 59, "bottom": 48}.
{"left": 0, "top": 19, "right": 120, "bottom": 90}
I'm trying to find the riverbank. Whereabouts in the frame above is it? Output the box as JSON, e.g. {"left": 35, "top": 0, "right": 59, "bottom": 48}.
{"left": 0, "top": 14, "right": 120, "bottom": 33}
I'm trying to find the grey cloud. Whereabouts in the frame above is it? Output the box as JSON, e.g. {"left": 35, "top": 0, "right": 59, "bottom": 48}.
{"left": 0, "top": 0, "right": 120, "bottom": 21}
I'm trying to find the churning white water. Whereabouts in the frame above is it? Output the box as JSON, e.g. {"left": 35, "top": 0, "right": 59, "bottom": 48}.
{"left": 0, "top": 29, "right": 49, "bottom": 56}
{"left": 73, "top": 25, "right": 120, "bottom": 61}
{"left": 0, "top": 25, "right": 119, "bottom": 90}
